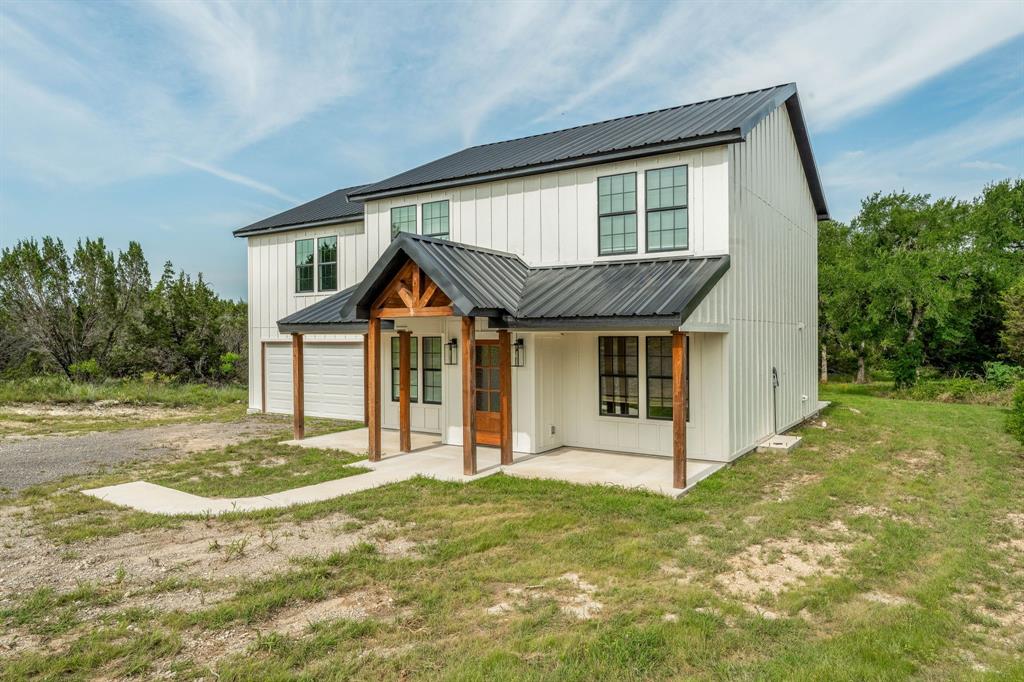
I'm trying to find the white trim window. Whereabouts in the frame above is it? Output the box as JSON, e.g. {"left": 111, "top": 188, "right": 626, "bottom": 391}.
{"left": 645, "top": 165, "right": 688, "bottom": 252}
{"left": 295, "top": 238, "right": 314, "bottom": 293}
{"left": 422, "top": 200, "right": 449, "bottom": 239}
{"left": 391, "top": 205, "right": 417, "bottom": 239}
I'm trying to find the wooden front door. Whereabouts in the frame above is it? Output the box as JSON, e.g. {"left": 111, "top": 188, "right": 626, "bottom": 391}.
{"left": 474, "top": 340, "right": 501, "bottom": 446}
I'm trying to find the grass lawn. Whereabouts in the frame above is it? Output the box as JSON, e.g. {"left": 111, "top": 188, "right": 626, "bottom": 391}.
{"left": 0, "top": 377, "right": 249, "bottom": 437}
{"left": 1, "top": 387, "right": 1022, "bottom": 680}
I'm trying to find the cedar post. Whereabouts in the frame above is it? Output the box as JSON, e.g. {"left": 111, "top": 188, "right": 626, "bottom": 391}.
{"left": 367, "top": 316, "right": 382, "bottom": 460}
{"left": 461, "top": 316, "right": 477, "bottom": 475}
{"left": 291, "top": 333, "right": 304, "bottom": 440}
{"left": 498, "top": 330, "right": 513, "bottom": 465}
{"left": 672, "top": 330, "right": 687, "bottom": 489}
{"left": 363, "top": 332, "right": 369, "bottom": 423}
{"left": 398, "top": 330, "right": 412, "bottom": 453}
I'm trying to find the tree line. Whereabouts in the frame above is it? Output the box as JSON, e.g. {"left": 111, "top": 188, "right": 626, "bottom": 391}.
{"left": 0, "top": 238, "right": 246, "bottom": 383}
{"left": 819, "top": 179, "right": 1023, "bottom": 387}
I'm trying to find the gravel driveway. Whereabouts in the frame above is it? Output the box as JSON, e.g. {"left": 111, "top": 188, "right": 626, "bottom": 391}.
{"left": 0, "top": 418, "right": 288, "bottom": 493}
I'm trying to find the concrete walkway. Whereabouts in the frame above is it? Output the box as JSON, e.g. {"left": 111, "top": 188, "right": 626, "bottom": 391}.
{"left": 82, "top": 429, "right": 723, "bottom": 515}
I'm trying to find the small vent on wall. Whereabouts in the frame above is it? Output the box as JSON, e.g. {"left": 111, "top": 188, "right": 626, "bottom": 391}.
{"left": 550, "top": 425, "right": 556, "bottom": 435}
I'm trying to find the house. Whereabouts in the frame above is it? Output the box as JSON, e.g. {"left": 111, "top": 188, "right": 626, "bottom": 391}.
{"left": 233, "top": 83, "right": 828, "bottom": 490}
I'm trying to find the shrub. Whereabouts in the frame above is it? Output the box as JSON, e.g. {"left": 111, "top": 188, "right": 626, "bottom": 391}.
{"left": 1008, "top": 381, "right": 1024, "bottom": 446}
{"left": 984, "top": 361, "right": 1024, "bottom": 389}
{"left": 68, "top": 359, "right": 102, "bottom": 383}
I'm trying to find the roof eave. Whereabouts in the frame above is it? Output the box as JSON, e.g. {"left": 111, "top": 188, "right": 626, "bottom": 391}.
{"left": 277, "top": 320, "right": 394, "bottom": 334}
{"left": 782, "top": 94, "right": 830, "bottom": 221}
{"left": 233, "top": 213, "right": 363, "bottom": 239}
{"left": 347, "top": 131, "right": 743, "bottom": 202}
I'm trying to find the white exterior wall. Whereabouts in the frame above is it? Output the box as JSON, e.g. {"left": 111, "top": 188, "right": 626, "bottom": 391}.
{"left": 724, "top": 105, "right": 819, "bottom": 458}
{"left": 245, "top": 221, "right": 367, "bottom": 413}
{"left": 361, "top": 146, "right": 730, "bottom": 276}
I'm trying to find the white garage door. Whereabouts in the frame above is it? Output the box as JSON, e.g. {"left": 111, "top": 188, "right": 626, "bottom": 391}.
{"left": 265, "top": 342, "right": 364, "bottom": 421}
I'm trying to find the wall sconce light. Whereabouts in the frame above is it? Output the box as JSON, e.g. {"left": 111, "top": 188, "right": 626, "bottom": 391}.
{"left": 512, "top": 337, "right": 526, "bottom": 367}
{"left": 444, "top": 337, "right": 458, "bottom": 365}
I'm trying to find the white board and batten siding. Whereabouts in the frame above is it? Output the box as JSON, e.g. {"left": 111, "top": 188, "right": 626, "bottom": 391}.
{"left": 246, "top": 220, "right": 368, "bottom": 416}
{"left": 724, "top": 105, "right": 819, "bottom": 458}
{"left": 361, "top": 146, "right": 730, "bottom": 275}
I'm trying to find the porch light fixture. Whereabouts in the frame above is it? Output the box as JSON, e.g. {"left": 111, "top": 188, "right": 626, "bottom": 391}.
{"left": 444, "top": 337, "right": 458, "bottom": 365}
{"left": 512, "top": 337, "right": 526, "bottom": 367}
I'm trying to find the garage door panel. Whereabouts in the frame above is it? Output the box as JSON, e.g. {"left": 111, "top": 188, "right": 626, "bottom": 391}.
{"left": 264, "top": 343, "right": 364, "bottom": 421}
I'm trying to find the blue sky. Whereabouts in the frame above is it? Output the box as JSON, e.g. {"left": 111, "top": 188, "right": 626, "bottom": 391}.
{"left": 1, "top": 1, "right": 1022, "bottom": 300}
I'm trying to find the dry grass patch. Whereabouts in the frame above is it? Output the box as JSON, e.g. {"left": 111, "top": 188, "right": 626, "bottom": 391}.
{"left": 764, "top": 472, "right": 824, "bottom": 502}
{"left": 1, "top": 506, "right": 419, "bottom": 599}
{"left": 717, "top": 522, "right": 855, "bottom": 601}
{"left": 486, "top": 572, "right": 603, "bottom": 620}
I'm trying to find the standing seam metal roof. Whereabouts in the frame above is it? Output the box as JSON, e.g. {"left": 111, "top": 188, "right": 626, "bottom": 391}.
{"left": 346, "top": 83, "right": 826, "bottom": 220}
{"left": 278, "top": 234, "right": 729, "bottom": 332}
{"left": 232, "top": 185, "right": 367, "bottom": 237}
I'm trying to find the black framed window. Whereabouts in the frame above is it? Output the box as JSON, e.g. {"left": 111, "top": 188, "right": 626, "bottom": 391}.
{"left": 391, "top": 205, "right": 416, "bottom": 240}
{"left": 295, "top": 238, "right": 314, "bottom": 293}
{"left": 422, "top": 337, "right": 442, "bottom": 404}
{"left": 391, "top": 337, "right": 418, "bottom": 402}
{"left": 317, "top": 236, "right": 337, "bottom": 291}
{"left": 598, "top": 336, "right": 639, "bottom": 417}
{"left": 646, "top": 336, "right": 689, "bottom": 421}
{"left": 645, "top": 165, "right": 688, "bottom": 252}
{"left": 598, "top": 172, "right": 637, "bottom": 255}
{"left": 422, "top": 200, "right": 449, "bottom": 239}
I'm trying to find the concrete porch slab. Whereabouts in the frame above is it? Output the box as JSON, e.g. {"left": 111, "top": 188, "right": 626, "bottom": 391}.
{"left": 282, "top": 428, "right": 441, "bottom": 455}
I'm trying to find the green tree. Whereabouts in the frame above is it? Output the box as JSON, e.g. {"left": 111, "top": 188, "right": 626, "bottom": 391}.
{"left": 132, "top": 263, "right": 234, "bottom": 381}
{"left": 1001, "top": 277, "right": 1024, "bottom": 365}
{"left": 0, "top": 237, "right": 149, "bottom": 378}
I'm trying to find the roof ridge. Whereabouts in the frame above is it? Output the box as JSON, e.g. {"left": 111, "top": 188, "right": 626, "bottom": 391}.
{"left": 399, "top": 233, "right": 528, "bottom": 263}
{"left": 464, "top": 83, "right": 795, "bottom": 151}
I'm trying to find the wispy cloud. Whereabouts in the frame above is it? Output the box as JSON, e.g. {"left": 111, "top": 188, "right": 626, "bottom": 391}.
{"left": 171, "top": 157, "right": 297, "bottom": 203}
{"left": 0, "top": 0, "right": 371, "bottom": 191}
{"left": 823, "top": 109, "right": 1024, "bottom": 218}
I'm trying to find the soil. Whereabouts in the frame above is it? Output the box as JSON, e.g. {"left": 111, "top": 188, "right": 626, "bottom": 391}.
{"left": 717, "top": 522, "right": 854, "bottom": 601}
{"left": 486, "top": 572, "right": 603, "bottom": 620}
{"left": 0, "top": 506, "right": 419, "bottom": 601}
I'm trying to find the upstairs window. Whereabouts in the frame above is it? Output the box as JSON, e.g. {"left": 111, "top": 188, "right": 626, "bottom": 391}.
{"left": 598, "top": 336, "right": 639, "bottom": 417}
{"left": 391, "top": 337, "right": 419, "bottom": 402}
{"left": 391, "top": 205, "right": 416, "bottom": 240}
{"left": 646, "top": 336, "right": 689, "bottom": 421}
{"left": 318, "top": 236, "right": 337, "bottom": 291}
{"left": 295, "top": 238, "right": 314, "bottom": 293}
{"left": 422, "top": 200, "right": 449, "bottom": 239}
{"left": 598, "top": 172, "right": 637, "bottom": 255}
{"left": 645, "top": 165, "right": 688, "bottom": 252}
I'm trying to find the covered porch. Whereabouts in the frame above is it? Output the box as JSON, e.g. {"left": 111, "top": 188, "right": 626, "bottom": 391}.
{"left": 286, "top": 427, "right": 724, "bottom": 497}
{"left": 277, "top": 233, "right": 730, "bottom": 493}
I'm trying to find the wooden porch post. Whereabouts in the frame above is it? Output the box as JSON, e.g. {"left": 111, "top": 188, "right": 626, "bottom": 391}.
{"left": 672, "top": 330, "right": 687, "bottom": 489}
{"left": 461, "top": 316, "right": 477, "bottom": 475}
{"left": 291, "top": 333, "right": 304, "bottom": 440}
{"left": 398, "top": 330, "right": 412, "bottom": 453}
{"left": 367, "top": 316, "right": 382, "bottom": 461}
{"left": 498, "top": 330, "right": 513, "bottom": 465}
{"left": 363, "top": 332, "right": 369, "bottom": 423}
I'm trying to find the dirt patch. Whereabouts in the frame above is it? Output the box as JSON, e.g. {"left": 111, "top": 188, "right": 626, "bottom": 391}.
{"left": 765, "top": 473, "right": 824, "bottom": 502}
{"left": 717, "top": 524, "right": 853, "bottom": 600}
{"left": 862, "top": 591, "right": 911, "bottom": 607}
{"left": 0, "top": 506, "right": 420, "bottom": 599}
{"left": 486, "top": 572, "right": 603, "bottom": 620}
{"left": 2, "top": 402, "right": 201, "bottom": 421}
{"left": 1006, "top": 512, "right": 1024, "bottom": 532}
{"left": 270, "top": 586, "right": 396, "bottom": 636}
{"left": 895, "top": 449, "right": 943, "bottom": 474}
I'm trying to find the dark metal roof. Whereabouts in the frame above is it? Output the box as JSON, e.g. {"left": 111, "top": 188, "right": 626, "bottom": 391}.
{"left": 233, "top": 185, "right": 367, "bottom": 237}
{"left": 279, "top": 234, "right": 729, "bottom": 333}
{"left": 511, "top": 255, "right": 729, "bottom": 327}
{"left": 345, "top": 234, "right": 531, "bottom": 319}
{"left": 348, "top": 83, "right": 827, "bottom": 220}
{"left": 277, "top": 285, "right": 394, "bottom": 334}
